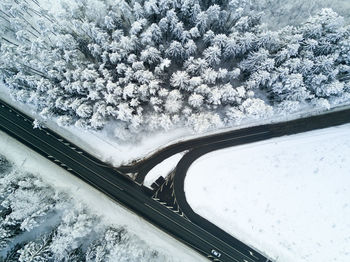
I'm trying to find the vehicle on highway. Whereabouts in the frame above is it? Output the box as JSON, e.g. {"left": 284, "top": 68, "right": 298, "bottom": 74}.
{"left": 211, "top": 249, "right": 222, "bottom": 258}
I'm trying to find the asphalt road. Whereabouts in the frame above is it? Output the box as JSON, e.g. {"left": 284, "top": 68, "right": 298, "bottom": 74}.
{"left": 118, "top": 105, "right": 350, "bottom": 262}
{"left": 0, "top": 99, "right": 269, "bottom": 262}
{"left": 119, "top": 106, "right": 350, "bottom": 184}
{"left": 171, "top": 108, "right": 350, "bottom": 262}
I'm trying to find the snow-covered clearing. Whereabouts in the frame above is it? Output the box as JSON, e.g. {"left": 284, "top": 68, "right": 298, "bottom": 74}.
{"left": 0, "top": 130, "right": 207, "bottom": 262}
{"left": 144, "top": 153, "right": 184, "bottom": 188}
{"left": 185, "top": 124, "right": 350, "bottom": 262}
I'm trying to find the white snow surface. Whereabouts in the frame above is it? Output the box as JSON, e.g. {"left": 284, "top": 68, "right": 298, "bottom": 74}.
{"left": 0, "top": 84, "right": 191, "bottom": 167}
{"left": 144, "top": 153, "right": 184, "bottom": 188}
{"left": 185, "top": 124, "right": 350, "bottom": 262}
{"left": 0, "top": 131, "right": 207, "bottom": 262}
{"left": 2, "top": 82, "right": 349, "bottom": 170}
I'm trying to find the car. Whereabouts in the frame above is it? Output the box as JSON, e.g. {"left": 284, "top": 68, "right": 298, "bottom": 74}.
{"left": 211, "top": 249, "right": 221, "bottom": 258}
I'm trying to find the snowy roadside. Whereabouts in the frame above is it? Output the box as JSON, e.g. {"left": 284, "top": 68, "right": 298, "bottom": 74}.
{"left": 2, "top": 82, "right": 349, "bottom": 171}
{"left": 0, "top": 130, "right": 207, "bottom": 262}
{"left": 2, "top": 0, "right": 350, "bottom": 170}
{"left": 185, "top": 124, "right": 350, "bottom": 262}
{"left": 144, "top": 153, "right": 185, "bottom": 188}
{"left": 0, "top": 84, "right": 191, "bottom": 167}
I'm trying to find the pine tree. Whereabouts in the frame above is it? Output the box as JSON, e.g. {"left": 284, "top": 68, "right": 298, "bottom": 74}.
{"left": 1, "top": 1, "right": 350, "bottom": 137}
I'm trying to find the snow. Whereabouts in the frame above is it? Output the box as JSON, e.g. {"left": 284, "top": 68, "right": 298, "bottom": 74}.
{"left": 0, "top": 130, "right": 207, "bottom": 262}
{"left": 144, "top": 153, "right": 184, "bottom": 188}
{"left": 253, "top": 0, "right": 350, "bottom": 29}
{"left": 0, "top": 84, "right": 191, "bottom": 167}
{"left": 1, "top": 81, "right": 349, "bottom": 171}
{"left": 185, "top": 124, "right": 350, "bottom": 262}
{"left": 2, "top": 0, "right": 350, "bottom": 170}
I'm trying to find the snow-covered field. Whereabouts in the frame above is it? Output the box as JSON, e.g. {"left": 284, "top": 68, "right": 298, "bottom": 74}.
{"left": 185, "top": 124, "right": 350, "bottom": 262}
{"left": 0, "top": 131, "right": 207, "bottom": 262}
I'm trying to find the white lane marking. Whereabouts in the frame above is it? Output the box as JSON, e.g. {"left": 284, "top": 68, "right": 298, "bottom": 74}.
{"left": 0, "top": 104, "right": 267, "bottom": 262}
{"left": 173, "top": 191, "right": 257, "bottom": 261}
{"left": 248, "top": 250, "right": 259, "bottom": 259}
{"left": 201, "top": 131, "right": 271, "bottom": 148}
{"left": 144, "top": 203, "right": 240, "bottom": 262}
{"left": 41, "top": 129, "right": 110, "bottom": 168}
{"left": 0, "top": 113, "right": 124, "bottom": 192}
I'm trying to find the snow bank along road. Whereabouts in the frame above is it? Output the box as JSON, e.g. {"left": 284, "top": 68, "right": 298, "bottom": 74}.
{"left": 0, "top": 98, "right": 271, "bottom": 262}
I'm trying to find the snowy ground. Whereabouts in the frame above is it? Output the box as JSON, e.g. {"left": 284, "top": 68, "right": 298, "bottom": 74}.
{"left": 185, "top": 124, "right": 350, "bottom": 262}
{"left": 1, "top": 1, "right": 350, "bottom": 170}
{"left": 144, "top": 153, "right": 184, "bottom": 188}
{"left": 0, "top": 84, "right": 191, "bottom": 167}
{"left": 2, "top": 83, "right": 348, "bottom": 170}
{"left": 0, "top": 131, "right": 207, "bottom": 262}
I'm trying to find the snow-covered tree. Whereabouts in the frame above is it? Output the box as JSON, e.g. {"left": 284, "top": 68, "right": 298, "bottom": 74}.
{"left": 1, "top": 1, "right": 350, "bottom": 137}
{"left": 170, "top": 71, "right": 190, "bottom": 90}
{"left": 18, "top": 234, "right": 53, "bottom": 262}
{"left": 0, "top": 155, "right": 169, "bottom": 261}
{"left": 188, "top": 93, "right": 204, "bottom": 108}
{"left": 50, "top": 206, "right": 96, "bottom": 260}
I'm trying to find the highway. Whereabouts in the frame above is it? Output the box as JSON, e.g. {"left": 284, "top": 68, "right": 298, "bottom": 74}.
{"left": 0, "top": 99, "right": 270, "bottom": 262}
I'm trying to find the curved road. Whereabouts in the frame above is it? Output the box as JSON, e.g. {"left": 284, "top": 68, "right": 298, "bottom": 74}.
{"left": 120, "top": 105, "right": 350, "bottom": 261}
{"left": 1, "top": 98, "right": 349, "bottom": 261}
{"left": 0, "top": 99, "right": 271, "bottom": 262}
{"left": 119, "top": 106, "right": 350, "bottom": 184}
{"left": 171, "top": 111, "right": 350, "bottom": 261}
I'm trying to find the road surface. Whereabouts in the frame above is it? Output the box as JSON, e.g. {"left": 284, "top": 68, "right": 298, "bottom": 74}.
{"left": 119, "top": 106, "right": 350, "bottom": 184}
{"left": 0, "top": 99, "right": 271, "bottom": 262}
{"left": 119, "top": 105, "right": 350, "bottom": 262}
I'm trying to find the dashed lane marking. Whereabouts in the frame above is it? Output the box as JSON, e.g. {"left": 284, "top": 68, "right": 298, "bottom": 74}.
{"left": 144, "top": 202, "right": 240, "bottom": 262}
{"left": 0, "top": 113, "right": 125, "bottom": 192}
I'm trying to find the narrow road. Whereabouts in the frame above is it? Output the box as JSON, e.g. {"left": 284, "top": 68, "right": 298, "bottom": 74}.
{"left": 0, "top": 99, "right": 270, "bottom": 262}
